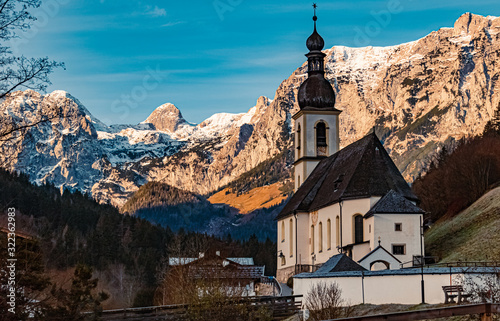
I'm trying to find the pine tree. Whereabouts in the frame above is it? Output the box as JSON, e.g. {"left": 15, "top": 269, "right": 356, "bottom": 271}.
{"left": 47, "top": 265, "right": 108, "bottom": 321}
{"left": 483, "top": 103, "right": 500, "bottom": 136}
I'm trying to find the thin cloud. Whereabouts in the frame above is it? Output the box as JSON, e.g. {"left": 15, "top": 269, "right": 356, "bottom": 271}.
{"left": 145, "top": 5, "right": 167, "bottom": 17}
{"left": 161, "top": 21, "right": 185, "bottom": 27}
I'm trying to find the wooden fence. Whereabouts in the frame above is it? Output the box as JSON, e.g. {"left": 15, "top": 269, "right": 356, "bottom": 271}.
{"left": 100, "top": 295, "right": 302, "bottom": 321}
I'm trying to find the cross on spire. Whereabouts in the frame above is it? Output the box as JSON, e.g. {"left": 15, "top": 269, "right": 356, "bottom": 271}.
{"left": 312, "top": 3, "right": 318, "bottom": 29}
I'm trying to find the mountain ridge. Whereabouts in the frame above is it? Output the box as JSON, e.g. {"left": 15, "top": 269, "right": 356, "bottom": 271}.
{"left": 1, "top": 13, "right": 499, "bottom": 207}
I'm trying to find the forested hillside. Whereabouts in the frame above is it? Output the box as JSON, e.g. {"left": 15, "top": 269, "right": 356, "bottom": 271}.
{"left": 121, "top": 181, "right": 280, "bottom": 241}
{"left": 0, "top": 169, "right": 277, "bottom": 312}
{"left": 412, "top": 114, "right": 500, "bottom": 223}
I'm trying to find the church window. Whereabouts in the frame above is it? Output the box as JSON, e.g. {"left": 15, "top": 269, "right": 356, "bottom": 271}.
{"left": 327, "top": 219, "right": 331, "bottom": 250}
{"left": 310, "top": 225, "right": 315, "bottom": 254}
{"left": 289, "top": 219, "right": 293, "bottom": 257}
{"left": 354, "top": 215, "right": 363, "bottom": 244}
{"left": 335, "top": 216, "right": 340, "bottom": 247}
{"left": 369, "top": 224, "right": 371, "bottom": 233}
{"left": 297, "top": 124, "right": 302, "bottom": 157}
{"left": 281, "top": 221, "right": 285, "bottom": 242}
{"left": 318, "top": 222, "right": 323, "bottom": 252}
{"left": 392, "top": 244, "right": 406, "bottom": 255}
{"left": 298, "top": 175, "right": 301, "bottom": 187}
{"left": 316, "top": 122, "right": 327, "bottom": 156}
{"left": 395, "top": 223, "right": 402, "bottom": 231}
{"left": 281, "top": 255, "right": 286, "bottom": 266}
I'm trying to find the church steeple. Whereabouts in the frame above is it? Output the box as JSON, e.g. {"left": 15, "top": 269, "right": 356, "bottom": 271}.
{"left": 293, "top": 4, "right": 341, "bottom": 191}
{"left": 298, "top": 4, "right": 337, "bottom": 110}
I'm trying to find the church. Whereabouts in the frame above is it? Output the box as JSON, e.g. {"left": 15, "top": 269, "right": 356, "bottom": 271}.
{"left": 276, "top": 9, "right": 425, "bottom": 284}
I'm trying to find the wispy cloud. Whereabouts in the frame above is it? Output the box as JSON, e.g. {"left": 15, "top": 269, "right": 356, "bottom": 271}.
{"left": 162, "top": 21, "right": 185, "bottom": 27}
{"left": 145, "top": 5, "right": 167, "bottom": 17}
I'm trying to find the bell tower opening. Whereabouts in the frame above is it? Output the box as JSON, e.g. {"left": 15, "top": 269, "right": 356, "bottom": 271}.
{"left": 316, "top": 121, "right": 327, "bottom": 156}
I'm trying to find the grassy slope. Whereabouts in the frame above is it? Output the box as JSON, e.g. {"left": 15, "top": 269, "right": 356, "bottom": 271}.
{"left": 208, "top": 182, "right": 288, "bottom": 214}
{"left": 425, "top": 186, "right": 500, "bottom": 262}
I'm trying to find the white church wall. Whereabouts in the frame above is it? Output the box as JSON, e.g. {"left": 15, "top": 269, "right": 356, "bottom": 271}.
{"left": 295, "top": 272, "right": 487, "bottom": 305}
{"left": 277, "top": 213, "right": 312, "bottom": 269}
{"left": 304, "top": 198, "right": 382, "bottom": 267}
{"left": 294, "top": 116, "right": 304, "bottom": 162}
{"left": 312, "top": 205, "right": 341, "bottom": 265}
{"left": 373, "top": 214, "right": 423, "bottom": 267}
{"left": 277, "top": 217, "right": 293, "bottom": 270}
{"left": 352, "top": 242, "right": 371, "bottom": 262}
{"left": 297, "top": 213, "right": 311, "bottom": 265}
{"left": 339, "top": 198, "right": 372, "bottom": 246}
{"left": 365, "top": 215, "right": 375, "bottom": 250}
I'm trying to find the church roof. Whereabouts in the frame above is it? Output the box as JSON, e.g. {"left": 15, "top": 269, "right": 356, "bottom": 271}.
{"left": 276, "top": 133, "right": 417, "bottom": 220}
{"left": 364, "top": 190, "right": 425, "bottom": 218}
{"left": 314, "top": 254, "right": 366, "bottom": 273}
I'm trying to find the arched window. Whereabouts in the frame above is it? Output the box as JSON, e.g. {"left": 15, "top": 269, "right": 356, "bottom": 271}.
{"left": 354, "top": 215, "right": 364, "bottom": 244}
{"left": 281, "top": 221, "right": 285, "bottom": 242}
{"left": 310, "top": 225, "right": 315, "bottom": 254}
{"left": 318, "top": 222, "right": 323, "bottom": 252}
{"left": 335, "top": 216, "right": 340, "bottom": 247}
{"left": 281, "top": 255, "right": 286, "bottom": 266}
{"left": 316, "top": 122, "right": 327, "bottom": 156}
{"left": 289, "top": 219, "right": 293, "bottom": 257}
{"left": 297, "top": 124, "right": 301, "bottom": 157}
{"left": 327, "top": 219, "right": 331, "bottom": 250}
{"left": 298, "top": 175, "right": 301, "bottom": 187}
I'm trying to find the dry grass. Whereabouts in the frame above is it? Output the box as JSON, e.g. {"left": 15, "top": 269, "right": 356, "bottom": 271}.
{"left": 208, "top": 182, "right": 287, "bottom": 214}
{"left": 425, "top": 186, "right": 500, "bottom": 262}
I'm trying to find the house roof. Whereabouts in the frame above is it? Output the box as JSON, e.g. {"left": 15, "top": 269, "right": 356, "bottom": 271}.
{"left": 358, "top": 245, "right": 402, "bottom": 264}
{"left": 365, "top": 190, "right": 425, "bottom": 218}
{"left": 169, "top": 257, "right": 255, "bottom": 266}
{"left": 315, "top": 254, "right": 366, "bottom": 273}
{"left": 276, "top": 133, "right": 417, "bottom": 220}
{"left": 188, "top": 265, "right": 265, "bottom": 280}
{"left": 173, "top": 255, "right": 264, "bottom": 280}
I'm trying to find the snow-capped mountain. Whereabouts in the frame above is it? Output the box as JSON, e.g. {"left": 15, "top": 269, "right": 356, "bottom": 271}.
{"left": 1, "top": 13, "right": 499, "bottom": 207}
{"left": 0, "top": 89, "right": 270, "bottom": 206}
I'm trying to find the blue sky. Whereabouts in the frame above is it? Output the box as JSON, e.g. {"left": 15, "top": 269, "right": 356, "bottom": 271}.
{"left": 12, "top": 0, "right": 500, "bottom": 125}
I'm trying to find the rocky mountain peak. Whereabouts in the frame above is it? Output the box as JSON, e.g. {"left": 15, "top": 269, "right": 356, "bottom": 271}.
{"left": 453, "top": 12, "right": 499, "bottom": 37}
{"left": 143, "top": 102, "right": 188, "bottom": 133}
{"left": 256, "top": 96, "right": 270, "bottom": 108}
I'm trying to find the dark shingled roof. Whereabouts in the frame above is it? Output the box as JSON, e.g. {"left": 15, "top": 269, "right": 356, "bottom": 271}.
{"left": 314, "top": 254, "right": 366, "bottom": 273}
{"left": 276, "top": 133, "right": 417, "bottom": 220}
{"left": 364, "top": 190, "right": 425, "bottom": 218}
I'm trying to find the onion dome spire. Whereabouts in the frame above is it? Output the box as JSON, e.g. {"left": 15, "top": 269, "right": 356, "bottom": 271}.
{"left": 307, "top": 4, "right": 325, "bottom": 52}
{"left": 298, "top": 4, "right": 337, "bottom": 110}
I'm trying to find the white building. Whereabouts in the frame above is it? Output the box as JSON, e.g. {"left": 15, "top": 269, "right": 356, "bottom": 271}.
{"left": 293, "top": 255, "right": 500, "bottom": 304}
{"left": 276, "top": 11, "right": 425, "bottom": 284}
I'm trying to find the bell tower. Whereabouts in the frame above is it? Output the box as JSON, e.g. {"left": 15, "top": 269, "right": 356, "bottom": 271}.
{"left": 294, "top": 5, "right": 341, "bottom": 191}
